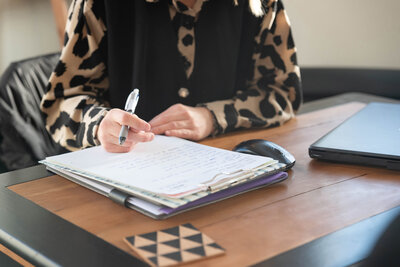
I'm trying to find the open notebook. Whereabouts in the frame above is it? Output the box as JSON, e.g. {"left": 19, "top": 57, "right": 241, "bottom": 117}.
{"left": 40, "top": 136, "right": 291, "bottom": 219}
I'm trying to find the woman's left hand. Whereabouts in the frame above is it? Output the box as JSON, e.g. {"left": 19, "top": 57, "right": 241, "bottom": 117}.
{"left": 149, "top": 104, "right": 214, "bottom": 140}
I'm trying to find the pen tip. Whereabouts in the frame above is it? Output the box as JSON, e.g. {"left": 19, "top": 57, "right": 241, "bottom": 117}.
{"left": 119, "top": 137, "right": 126, "bottom": 145}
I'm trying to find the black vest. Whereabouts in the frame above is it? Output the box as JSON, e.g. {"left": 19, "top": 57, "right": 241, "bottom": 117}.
{"left": 103, "top": 0, "right": 261, "bottom": 121}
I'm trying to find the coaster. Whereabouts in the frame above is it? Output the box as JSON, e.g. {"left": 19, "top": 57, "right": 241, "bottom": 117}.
{"left": 124, "top": 223, "right": 225, "bottom": 266}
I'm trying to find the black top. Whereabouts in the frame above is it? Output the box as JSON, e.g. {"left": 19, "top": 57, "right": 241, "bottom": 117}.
{"left": 105, "top": 0, "right": 260, "bottom": 120}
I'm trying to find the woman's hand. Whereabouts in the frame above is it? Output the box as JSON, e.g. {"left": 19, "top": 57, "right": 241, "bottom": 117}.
{"left": 98, "top": 109, "right": 154, "bottom": 153}
{"left": 149, "top": 104, "right": 214, "bottom": 141}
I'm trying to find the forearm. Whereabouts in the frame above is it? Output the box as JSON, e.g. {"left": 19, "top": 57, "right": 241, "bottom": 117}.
{"left": 41, "top": 93, "right": 109, "bottom": 151}
{"left": 201, "top": 0, "right": 302, "bottom": 135}
{"left": 201, "top": 83, "right": 299, "bottom": 135}
{"left": 40, "top": 0, "right": 109, "bottom": 150}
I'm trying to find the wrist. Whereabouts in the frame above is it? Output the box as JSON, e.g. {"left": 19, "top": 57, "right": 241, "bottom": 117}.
{"left": 199, "top": 107, "right": 215, "bottom": 137}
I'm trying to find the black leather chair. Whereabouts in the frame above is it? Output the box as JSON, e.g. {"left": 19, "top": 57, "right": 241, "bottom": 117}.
{"left": 301, "top": 68, "right": 400, "bottom": 102}
{"left": 0, "top": 53, "right": 66, "bottom": 171}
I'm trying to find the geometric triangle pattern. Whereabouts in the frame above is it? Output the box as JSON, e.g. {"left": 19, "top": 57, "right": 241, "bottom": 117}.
{"left": 124, "top": 223, "right": 225, "bottom": 266}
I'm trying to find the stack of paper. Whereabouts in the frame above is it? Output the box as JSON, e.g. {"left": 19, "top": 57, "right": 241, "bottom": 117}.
{"left": 41, "top": 136, "right": 289, "bottom": 219}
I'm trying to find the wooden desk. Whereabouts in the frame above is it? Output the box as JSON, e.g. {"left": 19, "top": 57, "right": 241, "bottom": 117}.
{"left": 2, "top": 102, "right": 400, "bottom": 266}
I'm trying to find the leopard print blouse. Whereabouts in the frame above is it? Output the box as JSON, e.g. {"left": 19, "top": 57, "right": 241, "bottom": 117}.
{"left": 41, "top": 0, "right": 302, "bottom": 151}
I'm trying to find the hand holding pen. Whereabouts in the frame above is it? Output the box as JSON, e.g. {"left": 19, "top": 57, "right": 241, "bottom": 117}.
{"left": 97, "top": 89, "right": 154, "bottom": 153}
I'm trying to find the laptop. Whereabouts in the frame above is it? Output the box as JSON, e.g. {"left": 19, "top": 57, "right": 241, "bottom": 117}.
{"left": 309, "top": 102, "right": 400, "bottom": 170}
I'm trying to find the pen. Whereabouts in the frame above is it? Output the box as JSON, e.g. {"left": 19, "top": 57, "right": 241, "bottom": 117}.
{"left": 119, "top": 89, "right": 140, "bottom": 145}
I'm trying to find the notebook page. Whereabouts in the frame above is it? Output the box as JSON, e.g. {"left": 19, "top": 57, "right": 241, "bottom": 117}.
{"left": 44, "top": 135, "right": 274, "bottom": 195}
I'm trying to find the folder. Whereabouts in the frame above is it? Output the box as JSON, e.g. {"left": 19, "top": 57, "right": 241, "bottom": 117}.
{"left": 41, "top": 136, "right": 292, "bottom": 219}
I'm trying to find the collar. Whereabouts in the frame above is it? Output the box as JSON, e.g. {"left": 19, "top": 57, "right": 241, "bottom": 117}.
{"left": 146, "top": 0, "right": 208, "bottom": 17}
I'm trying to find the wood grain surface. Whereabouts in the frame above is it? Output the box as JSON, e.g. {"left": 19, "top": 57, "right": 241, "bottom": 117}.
{"left": 10, "top": 103, "right": 400, "bottom": 267}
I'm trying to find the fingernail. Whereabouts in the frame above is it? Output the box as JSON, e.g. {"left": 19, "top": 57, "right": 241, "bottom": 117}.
{"left": 145, "top": 134, "right": 153, "bottom": 142}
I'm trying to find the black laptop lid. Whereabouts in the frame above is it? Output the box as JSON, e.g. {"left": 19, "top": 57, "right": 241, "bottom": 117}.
{"left": 309, "top": 102, "right": 400, "bottom": 170}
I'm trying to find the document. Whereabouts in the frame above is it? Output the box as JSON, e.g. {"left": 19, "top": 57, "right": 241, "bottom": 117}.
{"left": 41, "top": 135, "right": 291, "bottom": 219}
{"left": 42, "top": 136, "right": 276, "bottom": 196}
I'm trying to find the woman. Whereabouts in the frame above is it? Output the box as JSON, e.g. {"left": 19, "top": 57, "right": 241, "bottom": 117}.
{"left": 41, "top": 0, "right": 302, "bottom": 153}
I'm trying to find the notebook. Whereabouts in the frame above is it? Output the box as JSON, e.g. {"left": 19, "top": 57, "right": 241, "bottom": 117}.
{"left": 309, "top": 102, "right": 400, "bottom": 170}
{"left": 41, "top": 135, "right": 291, "bottom": 219}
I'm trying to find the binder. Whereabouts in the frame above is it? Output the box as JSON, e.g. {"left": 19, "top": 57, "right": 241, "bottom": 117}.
{"left": 40, "top": 136, "right": 293, "bottom": 219}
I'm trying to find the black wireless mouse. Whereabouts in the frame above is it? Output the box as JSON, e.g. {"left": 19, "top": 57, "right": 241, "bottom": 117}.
{"left": 233, "top": 139, "right": 296, "bottom": 168}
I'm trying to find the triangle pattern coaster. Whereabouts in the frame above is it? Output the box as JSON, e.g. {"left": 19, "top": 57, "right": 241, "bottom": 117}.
{"left": 124, "top": 223, "right": 225, "bottom": 266}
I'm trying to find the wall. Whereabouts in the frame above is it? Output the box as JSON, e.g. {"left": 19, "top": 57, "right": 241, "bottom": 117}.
{"left": 0, "top": 0, "right": 399, "bottom": 75}
{"left": 284, "top": 0, "right": 400, "bottom": 69}
{"left": 0, "top": 0, "right": 60, "bottom": 74}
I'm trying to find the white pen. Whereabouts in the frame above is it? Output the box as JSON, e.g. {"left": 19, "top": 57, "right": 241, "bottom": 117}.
{"left": 119, "top": 89, "right": 140, "bottom": 145}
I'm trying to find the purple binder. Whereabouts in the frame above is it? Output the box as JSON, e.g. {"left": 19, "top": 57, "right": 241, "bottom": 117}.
{"left": 160, "top": 171, "right": 288, "bottom": 216}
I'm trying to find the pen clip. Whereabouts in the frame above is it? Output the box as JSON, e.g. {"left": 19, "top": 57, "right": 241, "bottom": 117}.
{"left": 198, "top": 169, "right": 254, "bottom": 192}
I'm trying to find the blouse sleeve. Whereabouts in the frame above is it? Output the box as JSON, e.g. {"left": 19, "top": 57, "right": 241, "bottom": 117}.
{"left": 40, "top": 0, "right": 109, "bottom": 151}
{"left": 201, "top": 0, "right": 302, "bottom": 135}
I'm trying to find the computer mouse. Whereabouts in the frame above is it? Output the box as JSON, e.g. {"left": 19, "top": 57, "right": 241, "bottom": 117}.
{"left": 233, "top": 139, "right": 295, "bottom": 168}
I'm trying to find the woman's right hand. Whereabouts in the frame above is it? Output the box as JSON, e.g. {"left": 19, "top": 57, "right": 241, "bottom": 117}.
{"left": 98, "top": 109, "right": 154, "bottom": 153}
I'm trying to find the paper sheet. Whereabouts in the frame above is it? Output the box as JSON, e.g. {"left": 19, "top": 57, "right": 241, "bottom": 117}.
{"left": 44, "top": 135, "right": 275, "bottom": 195}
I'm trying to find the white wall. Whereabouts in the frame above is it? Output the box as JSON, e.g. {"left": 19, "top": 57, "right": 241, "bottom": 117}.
{"left": 0, "top": 0, "right": 399, "bottom": 75}
{"left": 0, "top": 0, "right": 60, "bottom": 74}
{"left": 284, "top": 0, "right": 400, "bottom": 69}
